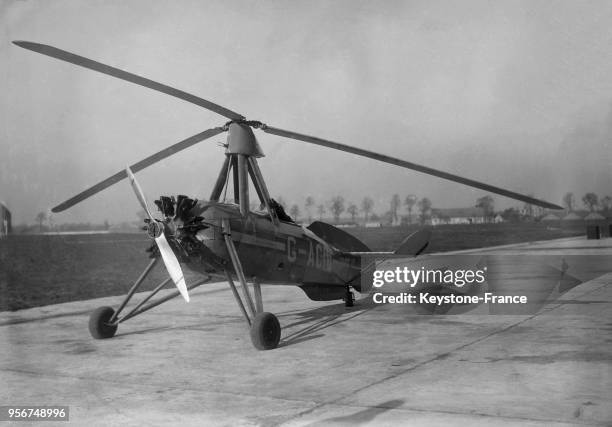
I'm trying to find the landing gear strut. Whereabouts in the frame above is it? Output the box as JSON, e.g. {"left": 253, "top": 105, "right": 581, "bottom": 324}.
{"left": 223, "top": 219, "right": 281, "bottom": 350}
{"left": 88, "top": 257, "right": 211, "bottom": 339}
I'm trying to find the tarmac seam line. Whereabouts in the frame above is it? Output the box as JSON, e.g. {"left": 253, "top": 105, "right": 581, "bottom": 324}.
{"left": 276, "top": 400, "right": 603, "bottom": 427}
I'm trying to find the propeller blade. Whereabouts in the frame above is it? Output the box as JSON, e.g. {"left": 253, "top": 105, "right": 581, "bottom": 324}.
{"left": 125, "top": 167, "right": 189, "bottom": 302}
{"left": 51, "top": 127, "right": 225, "bottom": 212}
{"left": 156, "top": 232, "right": 190, "bottom": 302}
{"left": 262, "top": 126, "right": 563, "bottom": 210}
{"left": 126, "top": 167, "right": 153, "bottom": 220}
{"left": 13, "top": 41, "right": 244, "bottom": 120}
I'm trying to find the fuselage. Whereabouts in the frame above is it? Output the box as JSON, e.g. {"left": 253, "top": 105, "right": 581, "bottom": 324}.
{"left": 172, "top": 201, "right": 361, "bottom": 291}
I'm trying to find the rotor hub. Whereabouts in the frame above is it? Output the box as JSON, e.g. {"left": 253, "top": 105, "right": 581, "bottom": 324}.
{"left": 223, "top": 121, "right": 265, "bottom": 157}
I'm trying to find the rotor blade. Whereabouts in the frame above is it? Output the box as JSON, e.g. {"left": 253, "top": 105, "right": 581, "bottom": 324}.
{"left": 156, "top": 230, "right": 190, "bottom": 302}
{"left": 52, "top": 127, "right": 225, "bottom": 212}
{"left": 13, "top": 41, "right": 244, "bottom": 120}
{"left": 126, "top": 167, "right": 153, "bottom": 220}
{"left": 262, "top": 126, "right": 563, "bottom": 210}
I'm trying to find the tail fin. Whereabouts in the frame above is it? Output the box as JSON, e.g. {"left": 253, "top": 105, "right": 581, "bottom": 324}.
{"left": 394, "top": 227, "right": 431, "bottom": 256}
{"left": 347, "top": 227, "right": 431, "bottom": 294}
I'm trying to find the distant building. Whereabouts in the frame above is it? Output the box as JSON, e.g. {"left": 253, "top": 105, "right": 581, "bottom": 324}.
{"left": 584, "top": 212, "right": 605, "bottom": 221}
{"left": 0, "top": 201, "right": 11, "bottom": 237}
{"left": 492, "top": 214, "right": 504, "bottom": 223}
{"left": 562, "top": 212, "right": 582, "bottom": 221}
{"left": 562, "top": 210, "right": 589, "bottom": 221}
{"left": 335, "top": 223, "right": 357, "bottom": 228}
{"left": 431, "top": 207, "right": 487, "bottom": 225}
{"left": 519, "top": 205, "right": 545, "bottom": 218}
{"left": 541, "top": 213, "right": 561, "bottom": 221}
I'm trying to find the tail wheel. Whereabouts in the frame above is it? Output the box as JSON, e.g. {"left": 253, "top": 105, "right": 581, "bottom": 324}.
{"left": 250, "top": 312, "right": 281, "bottom": 350}
{"left": 89, "top": 306, "right": 118, "bottom": 339}
{"left": 344, "top": 287, "right": 355, "bottom": 307}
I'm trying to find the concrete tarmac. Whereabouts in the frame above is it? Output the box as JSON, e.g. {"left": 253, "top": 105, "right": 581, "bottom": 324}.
{"left": 1, "top": 237, "right": 611, "bottom": 426}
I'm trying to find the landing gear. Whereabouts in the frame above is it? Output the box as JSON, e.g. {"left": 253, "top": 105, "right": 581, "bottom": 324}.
{"left": 87, "top": 258, "right": 211, "bottom": 340}
{"left": 89, "top": 306, "right": 117, "bottom": 339}
{"left": 344, "top": 286, "right": 355, "bottom": 307}
{"left": 223, "top": 219, "right": 281, "bottom": 350}
{"left": 250, "top": 312, "right": 281, "bottom": 350}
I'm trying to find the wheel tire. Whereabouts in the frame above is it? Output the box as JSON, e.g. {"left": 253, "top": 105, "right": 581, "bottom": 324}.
{"left": 89, "top": 306, "right": 118, "bottom": 339}
{"left": 250, "top": 312, "right": 281, "bottom": 350}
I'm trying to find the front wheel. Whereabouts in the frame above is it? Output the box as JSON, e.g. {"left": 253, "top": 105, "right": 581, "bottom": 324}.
{"left": 89, "top": 306, "right": 118, "bottom": 339}
{"left": 250, "top": 312, "right": 281, "bottom": 350}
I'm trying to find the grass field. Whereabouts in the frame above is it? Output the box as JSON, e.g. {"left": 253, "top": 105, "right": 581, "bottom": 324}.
{"left": 349, "top": 221, "right": 587, "bottom": 252}
{"left": 0, "top": 222, "right": 586, "bottom": 311}
{"left": 0, "top": 234, "right": 175, "bottom": 311}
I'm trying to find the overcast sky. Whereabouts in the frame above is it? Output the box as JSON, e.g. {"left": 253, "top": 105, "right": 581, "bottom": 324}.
{"left": 2, "top": 0, "right": 611, "bottom": 224}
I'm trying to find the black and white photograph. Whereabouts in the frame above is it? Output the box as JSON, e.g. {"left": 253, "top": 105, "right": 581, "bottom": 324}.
{"left": 1, "top": 1, "right": 611, "bottom": 425}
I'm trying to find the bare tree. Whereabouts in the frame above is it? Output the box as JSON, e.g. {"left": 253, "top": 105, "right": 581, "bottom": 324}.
{"left": 404, "top": 195, "right": 417, "bottom": 224}
{"left": 35, "top": 211, "right": 47, "bottom": 232}
{"left": 329, "top": 196, "right": 345, "bottom": 222}
{"left": 601, "top": 195, "right": 612, "bottom": 214}
{"left": 582, "top": 193, "right": 599, "bottom": 212}
{"left": 501, "top": 207, "right": 521, "bottom": 223}
{"left": 417, "top": 197, "right": 432, "bottom": 224}
{"left": 304, "top": 196, "right": 315, "bottom": 223}
{"left": 563, "top": 192, "right": 575, "bottom": 212}
{"left": 289, "top": 204, "right": 300, "bottom": 221}
{"left": 317, "top": 204, "right": 326, "bottom": 220}
{"left": 390, "top": 194, "right": 400, "bottom": 224}
{"left": 361, "top": 196, "right": 374, "bottom": 222}
{"left": 347, "top": 203, "right": 358, "bottom": 222}
{"left": 476, "top": 195, "right": 495, "bottom": 222}
{"left": 522, "top": 194, "right": 535, "bottom": 219}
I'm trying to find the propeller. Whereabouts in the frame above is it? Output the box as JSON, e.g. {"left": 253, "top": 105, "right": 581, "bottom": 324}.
{"left": 261, "top": 125, "right": 563, "bottom": 210}
{"left": 126, "top": 167, "right": 190, "bottom": 302}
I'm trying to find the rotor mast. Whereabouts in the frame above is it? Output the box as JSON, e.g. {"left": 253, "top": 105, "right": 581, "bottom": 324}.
{"left": 209, "top": 122, "right": 279, "bottom": 224}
